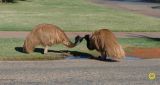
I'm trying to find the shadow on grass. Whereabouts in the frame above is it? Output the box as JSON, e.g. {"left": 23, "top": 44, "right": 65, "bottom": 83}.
{"left": 127, "top": 33, "right": 160, "bottom": 41}
{"left": 15, "top": 47, "right": 60, "bottom": 54}
{"left": 15, "top": 47, "right": 117, "bottom": 62}
{"left": 15, "top": 47, "right": 24, "bottom": 53}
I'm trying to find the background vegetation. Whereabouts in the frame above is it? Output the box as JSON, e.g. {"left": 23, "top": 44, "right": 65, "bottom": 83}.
{"left": 0, "top": 0, "right": 160, "bottom": 31}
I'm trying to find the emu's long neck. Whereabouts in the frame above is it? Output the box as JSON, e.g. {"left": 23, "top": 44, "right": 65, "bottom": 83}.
{"left": 63, "top": 38, "right": 79, "bottom": 48}
{"left": 85, "top": 36, "right": 94, "bottom": 50}
{"left": 68, "top": 40, "right": 78, "bottom": 48}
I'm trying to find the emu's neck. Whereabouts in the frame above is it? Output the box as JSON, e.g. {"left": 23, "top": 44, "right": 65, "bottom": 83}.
{"left": 74, "top": 35, "right": 83, "bottom": 45}
{"left": 64, "top": 39, "right": 78, "bottom": 48}
{"left": 85, "top": 36, "right": 94, "bottom": 50}
{"left": 64, "top": 36, "right": 82, "bottom": 48}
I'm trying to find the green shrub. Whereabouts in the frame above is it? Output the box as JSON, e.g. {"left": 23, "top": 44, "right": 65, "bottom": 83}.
{"left": 1, "top": 0, "right": 26, "bottom": 3}
{"left": 1, "top": 0, "right": 15, "bottom": 3}
{"left": 145, "top": 0, "right": 160, "bottom": 3}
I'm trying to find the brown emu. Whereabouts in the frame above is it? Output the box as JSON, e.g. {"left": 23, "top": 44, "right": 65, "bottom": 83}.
{"left": 23, "top": 24, "right": 81, "bottom": 54}
{"left": 84, "top": 29, "right": 125, "bottom": 61}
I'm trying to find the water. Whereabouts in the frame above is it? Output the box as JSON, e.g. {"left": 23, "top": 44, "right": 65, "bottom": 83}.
{"left": 65, "top": 55, "right": 142, "bottom": 60}
{"left": 124, "top": 56, "right": 141, "bottom": 60}
{"left": 65, "top": 55, "right": 90, "bottom": 60}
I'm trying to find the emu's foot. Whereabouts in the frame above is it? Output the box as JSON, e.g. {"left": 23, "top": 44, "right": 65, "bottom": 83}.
{"left": 43, "top": 52, "right": 48, "bottom": 54}
{"left": 43, "top": 50, "right": 48, "bottom": 54}
{"left": 98, "top": 56, "right": 106, "bottom": 61}
{"left": 105, "top": 58, "right": 120, "bottom": 62}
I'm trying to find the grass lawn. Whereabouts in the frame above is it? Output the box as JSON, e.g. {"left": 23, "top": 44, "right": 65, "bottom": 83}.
{"left": 0, "top": 0, "right": 160, "bottom": 32}
{"left": 0, "top": 38, "right": 159, "bottom": 60}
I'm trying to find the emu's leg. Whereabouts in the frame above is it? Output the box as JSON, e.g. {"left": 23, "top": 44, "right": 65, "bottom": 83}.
{"left": 44, "top": 46, "right": 49, "bottom": 54}
{"left": 100, "top": 52, "right": 106, "bottom": 60}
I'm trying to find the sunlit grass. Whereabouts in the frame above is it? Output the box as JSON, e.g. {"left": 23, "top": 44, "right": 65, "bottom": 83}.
{"left": 0, "top": 0, "right": 160, "bottom": 31}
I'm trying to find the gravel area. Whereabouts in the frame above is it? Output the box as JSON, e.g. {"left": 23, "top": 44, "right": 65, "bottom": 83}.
{"left": 0, "top": 59, "right": 159, "bottom": 85}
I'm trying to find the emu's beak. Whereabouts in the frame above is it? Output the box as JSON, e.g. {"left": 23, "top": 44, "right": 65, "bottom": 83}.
{"left": 79, "top": 37, "right": 83, "bottom": 42}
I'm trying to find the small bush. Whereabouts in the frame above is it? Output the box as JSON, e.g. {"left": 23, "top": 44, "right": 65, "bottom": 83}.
{"left": 145, "top": 0, "right": 160, "bottom": 3}
{"left": 1, "top": 0, "right": 27, "bottom": 3}
{"left": 1, "top": 0, "right": 15, "bottom": 3}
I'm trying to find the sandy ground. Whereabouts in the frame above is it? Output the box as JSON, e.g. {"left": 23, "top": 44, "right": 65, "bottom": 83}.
{"left": 0, "top": 59, "right": 159, "bottom": 85}
{"left": 126, "top": 47, "right": 160, "bottom": 59}
{"left": 90, "top": 0, "right": 160, "bottom": 17}
{"left": 0, "top": 31, "right": 160, "bottom": 38}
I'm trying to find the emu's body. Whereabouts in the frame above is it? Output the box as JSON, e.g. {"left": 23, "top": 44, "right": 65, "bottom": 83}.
{"left": 84, "top": 29, "right": 125, "bottom": 60}
{"left": 23, "top": 24, "right": 80, "bottom": 54}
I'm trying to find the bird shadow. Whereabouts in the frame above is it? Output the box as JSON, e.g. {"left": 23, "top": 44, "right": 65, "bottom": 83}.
{"left": 15, "top": 47, "right": 117, "bottom": 62}
{"left": 15, "top": 47, "right": 62, "bottom": 54}
{"left": 15, "top": 47, "right": 25, "bottom": 53}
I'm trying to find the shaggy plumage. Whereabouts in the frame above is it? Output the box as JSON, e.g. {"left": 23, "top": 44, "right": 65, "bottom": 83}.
{"left": 23, "top": 24, "right": 81, "bottom": 54}
{"left": 84, "top": 29, "right": 125, "bottom": 60}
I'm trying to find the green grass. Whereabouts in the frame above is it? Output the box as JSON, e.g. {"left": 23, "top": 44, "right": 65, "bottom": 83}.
{"left": 0, "top": 38, "right": 159, "bottom": 60}
{"left": 0, "top": 0, "right": 160, "bottom": 31}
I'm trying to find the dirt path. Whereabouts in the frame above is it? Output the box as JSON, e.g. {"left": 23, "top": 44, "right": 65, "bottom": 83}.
{"left": 0, "top": 31, "right": 159, "bottom": 38}
{"left": 90, "top": 0, "right": 160, "bottom": 17}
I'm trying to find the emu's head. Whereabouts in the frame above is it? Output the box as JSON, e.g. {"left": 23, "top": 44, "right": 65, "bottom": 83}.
{"left": 84, "top": 34, "right": 90, "bottom": 41}
{"left": 74, "top": 35, "right": 83, "bottom": 45}
{"left": 22, "top": 39, "right": 33, "bottom": 54}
